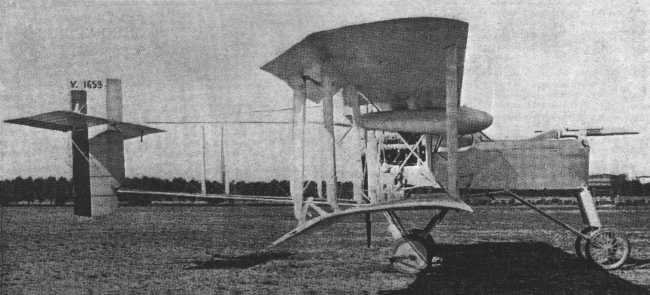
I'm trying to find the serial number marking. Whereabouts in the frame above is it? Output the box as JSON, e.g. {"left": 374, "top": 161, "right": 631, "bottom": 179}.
{"left": 70, "top": 80, "right": 103, "bottom": 89}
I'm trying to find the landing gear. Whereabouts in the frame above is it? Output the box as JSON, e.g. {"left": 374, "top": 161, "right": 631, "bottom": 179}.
{"left": 386, "top": 210, "right": 445, "bottom": 274}
{"left": 391, "top": 229, "right": 438, "bottom": 274}
{"left": 584, "top": 229, "right": 630, "bottom": 270}
{"left": 574, "top": 227, "right": 597, "bottom": 259}
{"left": 500, "top": 189, "right": 631, "bottom": 270}
{"left": 391, "top": 236, "right": 429, "bottom": 274}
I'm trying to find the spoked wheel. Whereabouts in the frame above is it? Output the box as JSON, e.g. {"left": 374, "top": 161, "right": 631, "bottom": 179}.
{"left": 390, "top": 229, "right": 436, "bottom": 274}
{"left": 585, "top": 229, "right": 630, "bottom": 270}
{"left": 574, "top": 227, "right": 597, "bottom": 259}
{"left": 391, "top": 238, "right": 429, "bottom": 274}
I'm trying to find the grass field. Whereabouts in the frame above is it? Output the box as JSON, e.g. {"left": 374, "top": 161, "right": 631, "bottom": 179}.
{"left": 2, "top": 205, "right": 649, "bottom": 294}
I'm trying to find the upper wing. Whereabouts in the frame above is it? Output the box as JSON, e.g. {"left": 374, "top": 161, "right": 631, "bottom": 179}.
{"left": 260, "top": 17, "right": 467, "bottom": 110}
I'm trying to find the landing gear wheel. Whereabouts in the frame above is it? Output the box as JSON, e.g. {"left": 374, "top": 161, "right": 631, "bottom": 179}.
{"left": 585, "top": 229, "right": 630, "bottom": 270}
{"left": 574, "top": 227, "right": 597, "bottom": 259}
{"left": 391, "top": 238, "right": 429, "bottom": 274}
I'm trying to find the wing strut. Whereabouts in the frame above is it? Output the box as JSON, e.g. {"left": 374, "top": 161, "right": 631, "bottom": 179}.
{"left": 321, "top": 76, "right": 339, "bottom": 210}
{"left": 445, "top": 45, "right": 460, "bottom": 200}
{"left": 291, "top": 81, "right": 307, "bottom": 223}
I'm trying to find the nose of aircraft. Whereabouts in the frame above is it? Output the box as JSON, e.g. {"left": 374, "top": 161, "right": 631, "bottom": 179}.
{"left": 460, "top": 106, "right": 493, "bottom": 134}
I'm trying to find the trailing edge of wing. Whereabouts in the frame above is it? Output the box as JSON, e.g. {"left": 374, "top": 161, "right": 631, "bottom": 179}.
{"left": 4, "top": 110, "right": 164, "bottom": 139}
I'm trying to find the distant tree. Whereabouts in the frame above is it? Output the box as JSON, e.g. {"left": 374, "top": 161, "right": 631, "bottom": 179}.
{"left": 55, "top": 177, "right": 70, "bottom": 205}
{"left": 120, "top": 177, "right": 134, "bottom": 190}
{"left": 171, "top": 177, "right": 187, "bottom": 192}
{"left": 23, "top": 177, "right": 35, "bottom": 204}
{"left": 304, "top": 181, "right": 318, "bottom": 198}
{"left": 339, "top": 181, "right": 353, "bottom": 199}
{"left": 0, "top": 180, "right": 14, "bottom": 205}
{"left": 187, "top": 179, "right": 200, "bottom": 193}
{"left": 152, "top": 177, "right": 164, "bottom": 191}
{"left": 43, "top": 176, "right": 57, "bottom": 204}
{"left": 33, "top": 177, "right": 46, "bottom": 203}
{"left": 12, "top": 176, "right": 25, "bottom": 203}
{"left": 234, "top": 181, "right": 245, "bottom": 194}
{"left": 609, "top": 174, "right": 626, "bottom": 196}
{"left": 142, "top": 176, "right": 153, "bottom": 191}
{"left": 162, "top": 179, "right": 174, "bottom": 192}
{"left": 206, "top": 180, "right": 224, "bottom": 194}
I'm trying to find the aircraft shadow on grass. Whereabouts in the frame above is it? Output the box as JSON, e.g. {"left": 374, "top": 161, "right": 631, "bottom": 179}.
{"left": 379, "top": 242, "right": 650, "bottom": 295}
{"left": 185, "top": 251, "right": 292, "bottom": 270}
{"left": 621, "top": 257, "right": 650, "bottom": 270}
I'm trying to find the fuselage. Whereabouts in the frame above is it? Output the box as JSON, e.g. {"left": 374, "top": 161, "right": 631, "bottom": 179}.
{"left": 385, "top": 134, "right": 590, "bottom": 191}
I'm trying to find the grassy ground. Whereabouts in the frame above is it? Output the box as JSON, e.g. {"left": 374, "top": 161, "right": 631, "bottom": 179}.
{"left": 2, "top": 205, "right": 649, "bottom": 294}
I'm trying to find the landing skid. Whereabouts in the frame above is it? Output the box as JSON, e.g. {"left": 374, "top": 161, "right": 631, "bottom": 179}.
{"left": 270, "top": 188, "right": 630, "bottom": 272}
{"left": 269, "top": 195, "right": 471, "bottom": 247}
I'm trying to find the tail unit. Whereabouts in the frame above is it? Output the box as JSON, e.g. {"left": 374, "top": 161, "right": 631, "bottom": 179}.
{"left": 4, "top": 79, "right": 163, "bottom": 217}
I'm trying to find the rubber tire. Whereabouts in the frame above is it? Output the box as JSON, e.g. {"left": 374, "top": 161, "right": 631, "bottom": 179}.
{"left": 585, "top": 229, "right": 631, "bottom": 270}
{"left": 391, "top": 238, "right": 429, "bottom": 274}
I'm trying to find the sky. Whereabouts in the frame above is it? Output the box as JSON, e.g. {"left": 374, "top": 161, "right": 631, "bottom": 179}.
{"left": 0, "top": 0, "right": 647, "bottom": 182}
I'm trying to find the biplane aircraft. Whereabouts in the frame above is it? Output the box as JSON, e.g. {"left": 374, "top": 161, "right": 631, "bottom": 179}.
{"left": 5, "top": 17, "right": 637, "bottom": 273}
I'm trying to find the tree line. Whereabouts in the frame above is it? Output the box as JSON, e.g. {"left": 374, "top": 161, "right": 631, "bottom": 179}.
{"left": 0, "top": 176, "right": 70, "bottom": 205}
{"left": 0, "top": 176, "right": 357, "bottom": 205}
{"left": 2, "top": 175, "right": 649, "bottom": 205}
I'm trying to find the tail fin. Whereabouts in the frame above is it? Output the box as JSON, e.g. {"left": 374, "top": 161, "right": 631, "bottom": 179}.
{"left": 4, "top": 79, "right": 163, "bottom": 217}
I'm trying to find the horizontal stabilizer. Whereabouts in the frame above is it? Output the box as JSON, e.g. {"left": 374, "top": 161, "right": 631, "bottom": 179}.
{"left": 4, "top": 110, "right": 163, "bottom": 139}
{"left": 5, "top": 110, "right": 109, "bottom": 131}
{"left": 108, "top": 120, "right": 164, "bottom": 140}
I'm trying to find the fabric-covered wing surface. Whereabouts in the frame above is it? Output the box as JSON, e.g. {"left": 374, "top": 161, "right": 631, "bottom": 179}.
{"left": 261, "top": 17, "right": 468, "bottom": 108}
{"left": 5, "top": 111, "right": 109, "bottom": 131}
{"left": 4, "top": 110, "right": 164, "bottom": 139}
{"left": 107, "top": 121, "right": 164, "bottom": 140}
